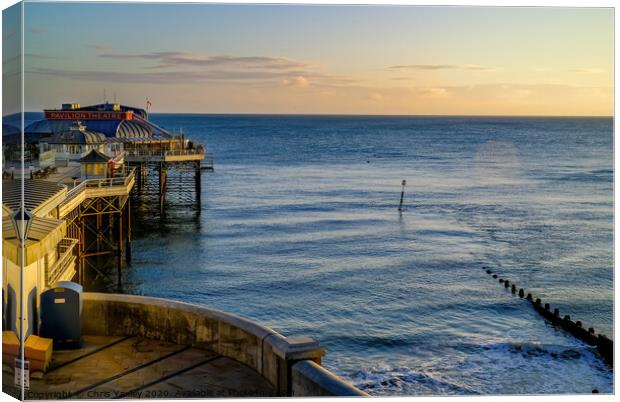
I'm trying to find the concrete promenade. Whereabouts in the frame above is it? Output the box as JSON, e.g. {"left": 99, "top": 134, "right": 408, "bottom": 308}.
{"left": 2, "top": 335, "right": 274, "bottom": 399}
{"left": 2, "top": 293, "right": 368, "bottom": 399}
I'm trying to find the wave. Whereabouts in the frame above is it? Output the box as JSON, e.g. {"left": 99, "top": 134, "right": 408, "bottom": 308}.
{"left": 543, "top": 169, "right": 613, "bottom": 183}
{"left": 337, "top": 340, "right": 612, "bottom": 396}
{"left": 348, "top": 366, "right": 479, "bottom": 396}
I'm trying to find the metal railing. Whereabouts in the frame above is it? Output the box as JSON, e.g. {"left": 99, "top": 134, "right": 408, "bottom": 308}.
{"left": 201, "top": 156, "right": 215, "bottom": 171}
{"left": 47, "top": 238, "right": 79, "bottom": 286}
{"left": 111, "top": 150, "right": 127, "bottom": 163}
{"left": 124, "top": 147, "right": 205, "bottom": 157}
{"left": 60, "top": 167, "right": 136, "bottom": 209}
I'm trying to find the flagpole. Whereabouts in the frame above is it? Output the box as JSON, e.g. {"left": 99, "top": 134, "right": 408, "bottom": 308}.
{"left": 146, "top": 98, "right": 152, "bottom": 120}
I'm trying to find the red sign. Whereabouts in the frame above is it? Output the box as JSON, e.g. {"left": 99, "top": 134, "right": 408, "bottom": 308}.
{"left": 44, "top": 111, "right": 133, "bottom": 120}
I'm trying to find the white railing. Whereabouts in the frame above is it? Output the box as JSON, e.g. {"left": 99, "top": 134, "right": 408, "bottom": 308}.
{"left": 47, "top": 238, "right": 78, "bottom": 286}
{"left": 60, "top": 167, "right": 135, "bottom": 209}
{"left": 163, "top": 148, "right": 205, "bottom": 156}
{"left": 111, "top": 150, "right": 127, "bottom": 163}
{"left": 125, "top": 148, "right": 205, "bottom": 157}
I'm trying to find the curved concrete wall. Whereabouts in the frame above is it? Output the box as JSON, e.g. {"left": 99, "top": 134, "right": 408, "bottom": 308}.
{"left": 292, "top": 360, "right": 369, "bottom": 397}
{"left": 81, "top": 293, "right": 365, "bottom": 397}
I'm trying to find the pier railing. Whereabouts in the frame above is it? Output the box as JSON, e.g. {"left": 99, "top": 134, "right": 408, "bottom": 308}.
{"left": 126, "top": 148, "right": 204, "bottom": 156}
{"left": 58, "top": 168, "right": 135, "bottom": 216}
{"left": 46, "top": 237, "right": 78, "bottom": 286}
{"left": 111, "top": 150, "right": 127, "bottom": 163}
{"left": 201, "top": 155, "right": 215, "bottom": 171}
{"left": 63, "top": 168, "right": 135, "bottom": 200}
{"left": 124, "top": 146, "right": 206, "bottom": 162}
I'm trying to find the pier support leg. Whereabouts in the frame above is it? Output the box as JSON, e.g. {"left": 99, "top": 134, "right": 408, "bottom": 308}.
{"left": 125, "top": 198, "right": 132, "bottom": 264}
{"left": 96, "top": 200, "right": 103, "bottom": 255}
{"left": 195, "top": 160, "right": 201, "bottom": 213}
{"left": 117, "top": 201, "right": 124, "bottom": 288}
{"left": 159, "top": 162, "right": 167, "bottom": 215}
{"left": 137, "top": 164, "right": 142, "bottom": 193}
{"left": 79, "top": 215, "right": 86, "bottom": 285}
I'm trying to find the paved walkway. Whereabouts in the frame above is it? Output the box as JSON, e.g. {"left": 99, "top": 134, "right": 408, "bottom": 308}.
{"left": 43, "top": 166, "right": 81, "bottom": 187}
{"left": 2, "top": 336, "right": 275, "bottom": 399}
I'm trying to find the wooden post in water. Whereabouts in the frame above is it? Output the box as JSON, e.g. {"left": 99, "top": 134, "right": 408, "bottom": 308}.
{"left": 398, "top": 180, "right": 407, "bottom": 211}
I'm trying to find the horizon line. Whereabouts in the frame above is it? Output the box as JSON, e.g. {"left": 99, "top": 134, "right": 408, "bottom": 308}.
{"left": 9, "top": 111, "right": 615, "bottom": 119}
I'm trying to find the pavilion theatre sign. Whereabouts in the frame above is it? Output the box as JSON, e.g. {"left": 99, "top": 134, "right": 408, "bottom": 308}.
{"left": 44, "top": 111, "right": 133, "bottom": 120}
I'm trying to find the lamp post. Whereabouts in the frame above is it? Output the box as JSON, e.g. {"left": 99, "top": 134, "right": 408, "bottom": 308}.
{"left": 12, "top": 207, "right": 33, "bottom": 396}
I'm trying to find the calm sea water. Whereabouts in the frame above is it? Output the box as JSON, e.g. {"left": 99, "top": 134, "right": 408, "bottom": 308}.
{"left": 118, "top": 115, "right": 612, "bottom": 395}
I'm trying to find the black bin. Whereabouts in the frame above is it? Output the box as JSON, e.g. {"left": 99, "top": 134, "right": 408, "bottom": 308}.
{"left": 40, "top": 281, "right": 83, "bottom": 349}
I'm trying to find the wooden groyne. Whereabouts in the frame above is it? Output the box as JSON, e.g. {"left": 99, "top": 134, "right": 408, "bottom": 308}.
{"left": 481, "top": 266, "right": 613, "bottom": 367}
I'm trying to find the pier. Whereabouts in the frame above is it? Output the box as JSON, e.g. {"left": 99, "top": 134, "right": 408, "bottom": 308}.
{"left": 124, "top": 139, "right": 208, "bottom": 215}
{"left": 3, "top": 148, "right": 206, "bottom": 288}
{"left": 57, "top": 169, "right": 135, "bottom": 287}
{"left": 2, "top": 102, "right": 213, "bottom": 289}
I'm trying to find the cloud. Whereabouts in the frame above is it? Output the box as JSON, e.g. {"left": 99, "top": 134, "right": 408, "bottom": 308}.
{"left": 26, "top": 67, "right": 351, "bottom": 89}
{"left": 390, "top": 64, "right": 455, "bottom": 70}
{"left": 282, "top": 76, "right": 310, "bottom": 88}
{"left": 421, "top": 83, "right": 611, "bottom": 104}
{"left": 369, "top": 93, "right": 384, "bottom": 102}
{"left": 461, "top": 64, "right": 495, "bottom": 71}
{"left": 28, "top": 50, "right": 357, "bottom": 89}
{"left": 26, "top": 67, "right": 314, "bottom": 84}
{"left": 389, "top": 63, "right": 495, "bottom": 71}
{"left": 97, "top": 51, "right": 311, "bottom": 71}
{"left": 567, "top": 68, "right": 604, "bottom": 74}
{"left": 390, "top": 76, "right": 416, "bottom": 81}
{"left": 535, "top": 67, "right": 605, "bottom": 74}
{"left": 85, "top": 44, "right": 114, "bottom": 51}
{"left": 417, "top": 87, "right": 449, "bottom": 98}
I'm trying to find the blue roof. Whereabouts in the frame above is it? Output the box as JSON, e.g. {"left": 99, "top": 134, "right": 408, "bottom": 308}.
{"left": 44, "top": 119, "right": 166, "bottom": 138}
{"left": 25, "top": 119, "right": 53, "bottom": 134}
{"left": 3, "top": 123, "right": 49, "bottom": 144}
{"left": 3, "top": 123, "right": 20, "bottom": 136}
{"left": 40, "top": 107, "right": 171, "bottom": 138}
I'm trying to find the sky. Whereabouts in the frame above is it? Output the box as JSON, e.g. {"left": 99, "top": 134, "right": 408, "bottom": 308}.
{"left": 2, "top": 2, "right": 615, "bottom": 115}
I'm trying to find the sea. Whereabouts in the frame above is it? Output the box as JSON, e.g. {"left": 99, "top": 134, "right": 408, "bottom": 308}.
{"left": 29, "top": 113, "right": 616, "bottom": 395}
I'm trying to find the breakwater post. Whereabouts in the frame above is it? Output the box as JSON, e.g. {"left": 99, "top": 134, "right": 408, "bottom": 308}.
{"left": 481, "top": 265, "right": 613, "bottom": 367}
{"left": 398, "top": 180, "right": 406, "bottom": 211}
